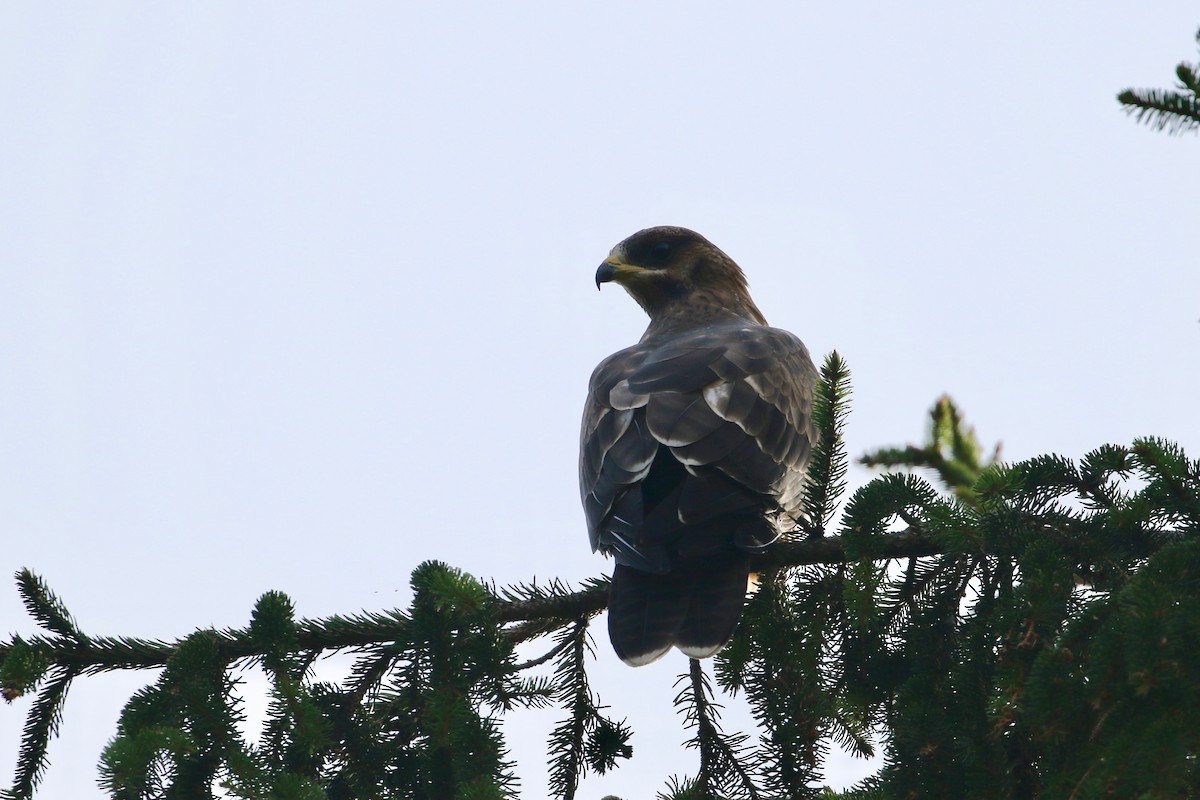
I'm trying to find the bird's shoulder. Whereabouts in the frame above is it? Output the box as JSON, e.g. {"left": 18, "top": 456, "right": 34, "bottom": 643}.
{"left": 590, "top": 320, "right": 815, "bottom": 405}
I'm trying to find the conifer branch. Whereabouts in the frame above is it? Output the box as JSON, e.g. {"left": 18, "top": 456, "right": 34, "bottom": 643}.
{"left": 1118, "top": 26, "right": 1200, "bottom": 135}
{"left": 860, "top": 395, "right": 994, "bottom": 504}
{"left": 674, "top": 658, "right": 760, "bottom": 799}
{"left": 344, "top": 646, "right": 397, "bottom": 706}
{"left": 510, "top": 634, "right": 577, "bottom": 673}
{"left": 800, "top": 352, "right": 852, "bottom": 535}
{"left": 1117, "top": 88, "right": 1200, "bottom": 133}
{"left": 543, "top": 617, "right": 631, "bottom": 799}
{"left": 0, "top": 531, "right": 942, "bottom": 689}
{"left": 15, "top": 571, "right": 82, "bottom": 643}
{"left": 1131, "top": 438, "right": 1200, "bottom": 527}
{"left": 8, "top": 667, "right": 73, "bottom": 800}
{"left": 546, "top": 619, "right": 598, "bottom": 800}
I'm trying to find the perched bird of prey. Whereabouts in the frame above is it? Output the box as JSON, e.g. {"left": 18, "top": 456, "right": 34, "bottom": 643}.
{"left": 580, "top": 226, "right": 818, "bottom": 667}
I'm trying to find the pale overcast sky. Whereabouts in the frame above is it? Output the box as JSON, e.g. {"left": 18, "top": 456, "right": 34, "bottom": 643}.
{"left": 2, "top": 3, "right": 1197, "bottom": 798}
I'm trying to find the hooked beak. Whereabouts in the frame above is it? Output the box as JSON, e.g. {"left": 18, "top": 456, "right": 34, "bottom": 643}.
{"left": 595, "top": 256, "right": 646, "bottom": 290}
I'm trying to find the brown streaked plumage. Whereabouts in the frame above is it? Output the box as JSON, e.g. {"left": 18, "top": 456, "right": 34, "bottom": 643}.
{"left": 581, "top": 226, "right": 818, "bottom": 666}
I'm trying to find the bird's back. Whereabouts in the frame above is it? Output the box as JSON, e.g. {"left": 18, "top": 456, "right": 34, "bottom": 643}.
{"left": 580, "top": 320, "right": 817, "bottom": 664}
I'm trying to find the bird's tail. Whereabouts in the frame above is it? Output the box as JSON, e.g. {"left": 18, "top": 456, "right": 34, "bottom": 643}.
{"left": 607, "top": 554, "right": 751, "bottom": 667}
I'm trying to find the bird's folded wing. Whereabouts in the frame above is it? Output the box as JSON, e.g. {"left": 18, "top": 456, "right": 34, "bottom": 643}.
{"left": 580, "top": 322, "right": 818, "bottom": 555}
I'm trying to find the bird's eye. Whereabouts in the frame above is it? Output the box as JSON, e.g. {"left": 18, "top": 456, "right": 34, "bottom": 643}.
{"left": 651, "top": 241, "right": 672, "bottom": 261}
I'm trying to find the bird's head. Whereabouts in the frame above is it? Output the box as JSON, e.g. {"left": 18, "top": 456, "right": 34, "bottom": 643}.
{"left": 595, "top": 226, "right": 765, "bottom": 325}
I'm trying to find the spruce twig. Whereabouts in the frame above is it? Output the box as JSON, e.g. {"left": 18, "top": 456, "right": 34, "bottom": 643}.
{"left": 674, "top": 658, "right": 760, "bottom": 799}
{"left": 8, "top": 668, "right": 73, "bottom": 800}
{"left": 15, "top": 571, "right": 82, "bottom": 642}
{"left": 1118, "top": 27, "right": 1200, "bottom": 134}
{"left": 800, "top": 352, "right": 853, "bottom": 536}
{"left": 547, "top": 619, "right": 594, "bottom": 800}
{"left": 860, "top": 395, "right": 995, "bottom": 505}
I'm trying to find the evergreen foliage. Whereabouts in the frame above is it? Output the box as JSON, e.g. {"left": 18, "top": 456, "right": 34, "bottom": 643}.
{"left": 1118, "top": 26, "right": 1200, "bottom": 134}
{"left": 544, "top": 618, "right": 630, "bottom": 799}
{"left": 4, "top": 350, "right": 1199, "bottom": 798}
